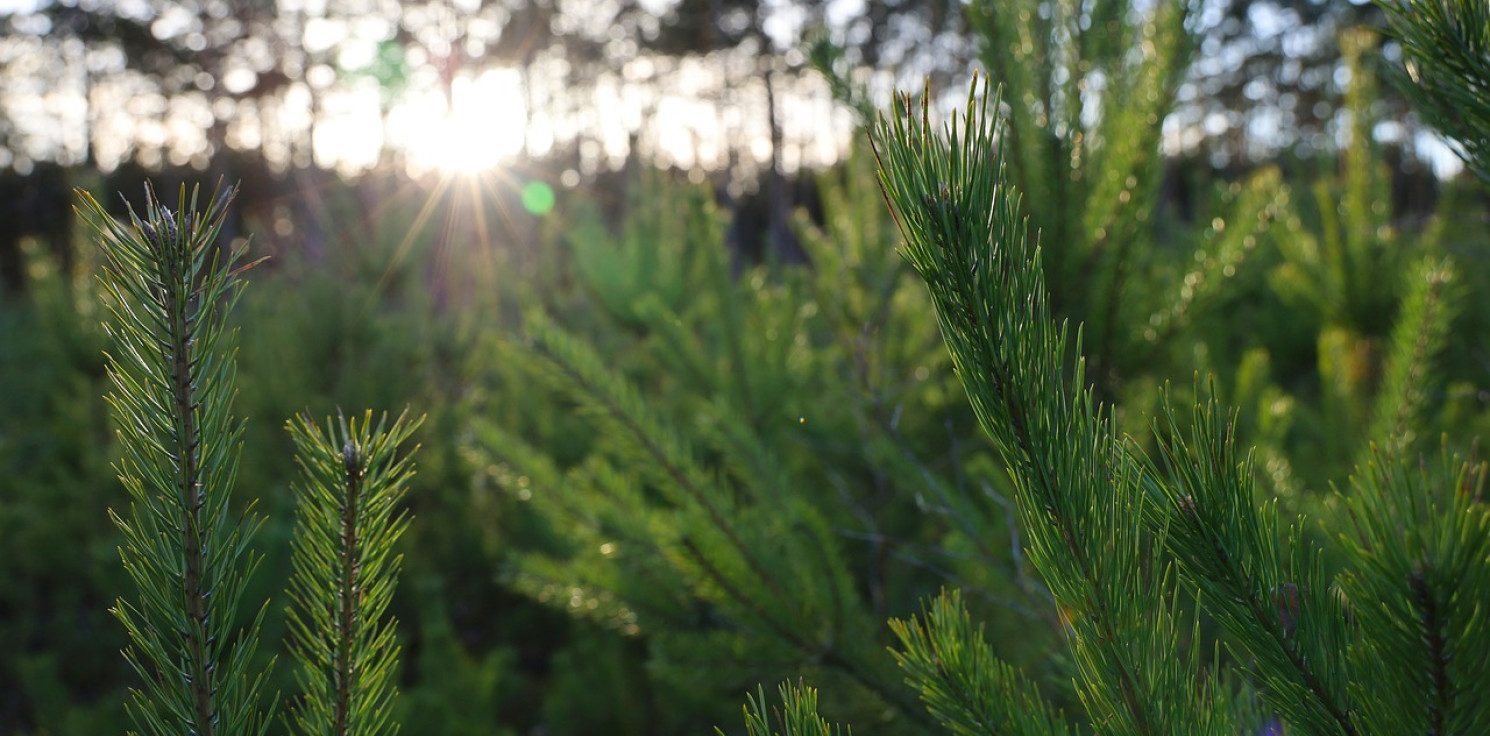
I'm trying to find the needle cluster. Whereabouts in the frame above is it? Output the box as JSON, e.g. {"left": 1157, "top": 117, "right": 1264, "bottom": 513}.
{"left": 79, "top": 183, "right": 272, "bottom": 736}
{"left": 1379, "top": 0, "right": 1490, "bottom": 181}
{"left": 286, "top": 410, "right": 421, "bottom": 736}
{"left": 837, "top": 73, "right": 1490, "bottom": 736}
{"left": 79, "top": 183, "right": 421, "bottom": 736}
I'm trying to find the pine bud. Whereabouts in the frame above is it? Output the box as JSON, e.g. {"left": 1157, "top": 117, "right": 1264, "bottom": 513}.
{"left": 343, "top": 440, "right": 363, "bottom": 478}
{"left": 1176, "top": 494, "right": 1198, "bottom": 521}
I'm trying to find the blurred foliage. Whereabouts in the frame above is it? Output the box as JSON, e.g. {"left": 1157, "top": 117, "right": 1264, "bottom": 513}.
{"left": 0, "top": 238, "right": 125, "bottom": 734}
{"left": 466, "top": 152, "right": 1028, "bottom": 733}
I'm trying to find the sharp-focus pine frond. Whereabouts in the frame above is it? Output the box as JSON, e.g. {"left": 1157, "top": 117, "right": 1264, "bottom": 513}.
{"left": 890, "top": 590, "right": 1071, "bottom": 736}
{"left": 77, "top": 182, "right": 271, "bottom": 736}
{"left": 870, "top": 76, "right": 1232, "bottom": 736}
{"left": 728, "top": 681, "right": 851, "bottom": 736}
{"left": 1336, "top": 448, "right": 1490, "bottom": 734}
{"left": 1379, "top": 0, "right": 1490, "bottom": 181}
{"left": 285, "top": 410, "right": 422, "bottom": 736}
{"left": 1149, "top": 396, "right": 1357, "bottom": 736}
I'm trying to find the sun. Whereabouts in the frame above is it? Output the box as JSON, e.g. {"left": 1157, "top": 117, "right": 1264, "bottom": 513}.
{"left": 395, "top": 68, "right": 531, "bottom": 175}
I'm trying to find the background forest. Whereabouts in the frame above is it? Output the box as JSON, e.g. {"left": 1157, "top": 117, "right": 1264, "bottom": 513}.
{"left": 3, "top": 1, "right": 1490, "bottom": 735}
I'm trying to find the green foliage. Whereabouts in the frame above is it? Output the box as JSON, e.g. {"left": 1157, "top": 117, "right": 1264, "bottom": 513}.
{"left": 1152, "top": 399, "right": 1354, "bottom": 734}
{"left": 477, "top": 311, "right": 904, "bottom": 718}
{"left": 968, "top": 0, "right": 1196, "bottom": 391}
{"left": 1335, "top": 448, "right": 1490, "bottom": 735}
{"left": 74, "top": 182, "right": 425, "bottom": 736}
{"left": 873, "top": 77, "right": 1236, "bottom": 736}
{"left": 79, "top": 183, "right": 273, "bottom": 736}
{"left": 925, "top": 1, "right": 1299, "bottom": 439}
{"left": 0, "top": 241, "right": 127, "bottom": 733}
{"left": 286, "top": 410, "right": 422, "bottom": 736}
{"left": 859, "top": 73, "right": 1490, "bottom": 736}
{"left": 395, "top": 586, "right": 519, "bottom": 736}
{"left": 462, "top": 146, "right": 1067, "bottom": 732}
{"left": 13, "top": 7, "right": 1490, "bottom": 734}
{"left": 471, "top": 20, "right": 1486, "bottom": 730}
{"left": 1234, "top": 31, "right": 1462, "bottom": 496}
{"left": 1361, "top": 255, "right": 1458, "bottom": 456}
{"left": 889, "top": 591, "right": 1070, "bottom": 736}
{"left": 563, "top": 173, "right": 698, "bottom": 328}
{"left": 1379, "top": 0, "right": 1490, "bottom": 181}
{"left": 732, "top": 682, "right": 851, "bottom": 736}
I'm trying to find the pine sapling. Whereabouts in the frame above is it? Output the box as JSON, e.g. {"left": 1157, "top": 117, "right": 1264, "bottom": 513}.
{"left": 79, "top": 182, "right": 422, "bottom": 736}
{"left": 78, "top": 182, "right": 273, "bottom": 736}
{"left": 285, "top": 410, "right": 421, "bottom": 736}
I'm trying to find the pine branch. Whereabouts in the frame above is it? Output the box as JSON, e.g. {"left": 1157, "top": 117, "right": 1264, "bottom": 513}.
{"left": 511, "top": 318, "right": 937, "bottom": 729}
{"left": 727, "top": 681, "right": 852, "bottom": 736}
{"left": 890, "top": 590, "right": 1072, "bottom": 736}
{"left": 521, "top": 316, "right": 792, "bottom": 608}
{"left": 285, "top": 410, "right": 421, "bottom": 736}
{"left": 77, "top": 182, "right": 271, "bottom": 736}
{"left": 1149, "top": 396, "right": 1358, "bottom": 736}
{"left": 1378, "top": 0, "right": 1490, "bottom": 181}
{"left": 1337, "top": 448, "right": 1490, "bottom": 734}
{"left": 1142, "top": 168, "right": 1283, "bottom": 347}
{"left": 1360, "top": 256, "right": 1458, "bottom": 458}
{"left": 871, "top": 76, "right": 1231, "bottom": 736}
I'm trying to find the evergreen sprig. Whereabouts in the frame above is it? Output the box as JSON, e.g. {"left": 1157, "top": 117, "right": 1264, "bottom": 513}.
{"left": 77, "top": 182, "right": 272, "bottom": 736}
{"left": 729, "top": 681, "right": 851, "bottom": 736}
{"left": 866, "top": 73, "right": 1490, "bottom": 736}
{"left": 285, "top": 410, "right": 421, "bottom": 736}
{"left": 1150, "top": 397, "right": 1356, "bottom": 736}
{"left": 870, "top": 76, "right": 1234, "bottom": 736}
{"left": 1361, "top": 255, "right": 1459, "bottom": 459}
{"left": 889, "top": 590, "right": 1071, "bottom": 736}
{"left": 1378, "top": 0, "right": 1490, "bottom": 181}
{"left": 1336, "top": 447, "right": 1490, "bottom": 735}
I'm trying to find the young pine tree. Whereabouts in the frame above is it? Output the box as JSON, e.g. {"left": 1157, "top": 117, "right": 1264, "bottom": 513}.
{"left": 80, "top": 183, "right": 274, "bottom": 736}
{"left": 79, "top": 182, "right": 421, "bottom": 736}
{"left": 285, "top": 410, "right": 422, "bottom": 736}
{"left": 738, "top": 72, "right": 1490, "bottom": 735}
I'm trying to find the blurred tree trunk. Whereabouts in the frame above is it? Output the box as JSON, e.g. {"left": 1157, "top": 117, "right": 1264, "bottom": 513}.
{"left": 764, "top": 67, "right": 804, "bottom": 265}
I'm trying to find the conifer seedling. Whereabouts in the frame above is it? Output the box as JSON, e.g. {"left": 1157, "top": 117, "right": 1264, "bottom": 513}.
{"left": 286, "top": 409, "right": 422, "bottom": 736}
{"left": 80, "top": 182, "right": 273, "bottom": 736}
{"left": 729, "top": 71, "right": 1490, "bottom": 736}
{"left": 79, "top": 182, "right": 421, "bottom": 736}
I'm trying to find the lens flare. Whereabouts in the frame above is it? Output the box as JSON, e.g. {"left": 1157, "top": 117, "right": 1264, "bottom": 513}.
{"left": 521, "top": 181, "right": 555, "bottom": 215}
